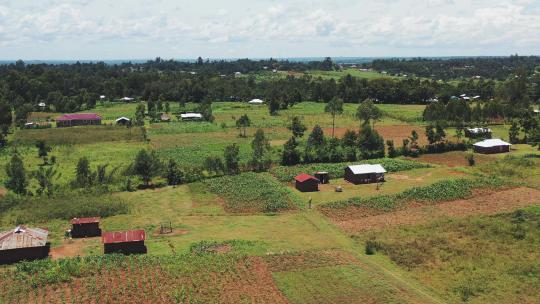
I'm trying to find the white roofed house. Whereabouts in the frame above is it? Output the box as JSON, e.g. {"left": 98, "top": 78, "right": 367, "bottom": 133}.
{"left": 0, "top": 226, "right": 50, "bottom": 264}
{"left": 473, "top": 139, "right": 511, "bottom": 154}
{"left": 248, "top": 99, "right": 265, "bottom": 105}
{"left": 344, "top": 164, "right": 387, "bottom": 185}
{"left": 120, "top": 97, "right": 134, "bottom": 102}
{"left": 465, "top": 127, "right": 492, "bottom": 138}
{"left": 115, "top": 117, "right": 131, "bottom": 125}
{"left": 180, "top": 113, "right": 203, "bottom": 121}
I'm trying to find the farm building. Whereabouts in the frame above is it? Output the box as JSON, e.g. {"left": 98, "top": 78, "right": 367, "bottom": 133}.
{"left": 70, "top": 217, "right": 102, "bottom": 238}
{"left": 120, "top": 97, "right": 134, "bottom": 102}
{"left": 473, "top": 139, "right": 511, "bottom": 154}
{"left": 248, "top": 99, "right": 265, "bottom": 104}
{"left": 115, "top": 117, "right": 131, "bottom": 125}
{"left": 314, "top": 171, "right": 330, "bottom": 184}
{"left": 56, "top": 113, "right": 102, "bottom": 127}
{"left": 102, "top": 230, "right": 147, "bottom": 255}
{"left": 344, "top": 164, "right": 386, "bottom": 185}
{"left": 180, "top": 113, "right": 203, "bottom": 121}
{"left": 465, "top": 127, "right": 492, "bottom": 138}
{"left": 295, "top": 174, "right": 319, "bottom": 192}
{"left": 0, "top": 226, "right": 50, "bottom": 264}
{"left": 534, "top": 109, "right": 540, "bottom": 115}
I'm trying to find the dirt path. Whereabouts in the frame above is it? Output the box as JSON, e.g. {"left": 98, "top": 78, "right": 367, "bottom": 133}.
{"left": 338, "top": 187, "right": 540, "bottom": 233}
{"left": 50, "top": 238, "right": 93, "bottom": 259}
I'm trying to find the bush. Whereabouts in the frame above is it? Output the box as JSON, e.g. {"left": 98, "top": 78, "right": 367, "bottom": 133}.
{"left": 365, "top": 240, "right": 381, "bottom": 255}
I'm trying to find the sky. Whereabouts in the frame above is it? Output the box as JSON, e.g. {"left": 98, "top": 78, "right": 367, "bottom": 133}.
{"left": 0, "top": 0, "right": 539, "bottom": 60}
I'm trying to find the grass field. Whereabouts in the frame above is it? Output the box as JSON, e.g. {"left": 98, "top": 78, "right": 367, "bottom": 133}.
{"left": 1, "top": 100, "right": 540, "bottom": 304}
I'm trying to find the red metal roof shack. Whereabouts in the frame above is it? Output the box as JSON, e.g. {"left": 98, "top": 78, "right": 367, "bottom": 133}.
{"left": 102, "top": 230, "right": 146, "bottom": 244}
{"left": 70, "top": 217, "right": 100, "bottom": 225}
{"left": 56, "top": 113, "right": 102, "bottom": 121}
{"left": 295, "top": 173, "right": 318, "bottom": 183}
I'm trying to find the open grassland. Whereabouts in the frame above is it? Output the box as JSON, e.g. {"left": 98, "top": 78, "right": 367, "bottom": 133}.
{"left": 377, "top": 104, "right": 425, "bottom": 124}
{"left": 356, "top": 208, "right": 540, "bottom": 303}
{"left": 13, "top": 125, "right": 144, "bottom": 145}
{"left": 305, "top": 68, "right": 394, "bottom": 80}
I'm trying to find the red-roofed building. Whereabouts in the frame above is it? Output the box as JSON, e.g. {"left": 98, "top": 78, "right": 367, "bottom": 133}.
{"left": 70, "top": 217, "right": 102, "bottom": 238}
{"left": 56, "top": 113, "right": 102, "bottom": 127}
{"left": 294, "top": 173, "right": 319, "bottom": 192}
{"left": 102, "top": 230, "right": 147, "bottom": 255}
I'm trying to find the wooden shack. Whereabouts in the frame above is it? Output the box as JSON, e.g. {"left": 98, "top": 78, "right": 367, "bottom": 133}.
{"left": 344, "top": 164, "right": 386, "bottom": 185}
{"left": 295, "top": 173, "right": 319, "bottom": 192}
{"left": 70, "top": 217, "right": 102, "bottom": 238}
{"left": 102, "top": 230, "right": 147, "bottom": 255}
{"left": 0, "top": 226, "right": 50, "bottom": 265}
{"left": 473, "top": 139, "right": 511, "bottom": 154}
{"left": 314, "top": 171, "right": 330, "bottom": 184}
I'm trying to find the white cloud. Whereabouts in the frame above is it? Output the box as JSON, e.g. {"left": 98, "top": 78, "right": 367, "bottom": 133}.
{"left": 0, "top": 0, "right": 539, "bottom": 58}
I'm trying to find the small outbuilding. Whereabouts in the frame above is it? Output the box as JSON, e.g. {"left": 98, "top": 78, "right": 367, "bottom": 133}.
{"left": 180, "top": 113, "right": 203, "bottom": 121}
{"left": 120, "top": 97, "right": 134, "bottom": 102}
{"left": 102, "top": 230, "right": 147, "bottom": 255}
{"left": 314, "top": 171, "right": 330, "bottom": 184}
{"left": 115, "top": 117, "right": 131, "bottom": 126}
{"left": 344, "top": 164, "right": 386, "bottom": 185}
{"left": 248, "top": 99, "right": 265, "bottom": 105}
{"left": 473, "top": 139, "right": 511, "bottom": 154}
{"left": 295, "top": 174, "right": 319, "bottom": 192}
{"left": 56, "top": 113, "right": 102, "bottom": 127}
{"left": 0, "top": 226, "right": 50, "bottom": 265}
{"left": 465, "top": 127, "right": 492, "bottom": 139}
{"left": 70, "top": 217, "right": 102, "bottom": 238}
{"left": 160, "top": 114, "right": 171, "bottom": 122}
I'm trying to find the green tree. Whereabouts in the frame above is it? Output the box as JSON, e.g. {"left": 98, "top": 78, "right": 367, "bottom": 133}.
{"left": 135, "top": 104, "right": 145, "bottom": 126}
{"left": 358, "top": 124, "right": 385, "bottom": 159}
{"left": 5, "top": 153, "right": 28, "bottom": 195}
{"left": 387, "top": 140, "right": 397, "bottom": 158}
{"left": 356, "top": 98, "right": 382, "bottom": 127}
{"left": 250, "top": 129, "right": 271, "bottom": 171}
{"left": 269, "top": 98, "right": 281, "bottom": 116}
{"left": 509, "top": 120, "right": 520, "bottom": 144}
{"left": 281, "top": 137, "right": 301, "bottom": 166}
{"left": 325, "top": 97, "right": 344, "bottom": 138}
{"left": 224, "top": 144, "right": 240, "bottom": 174}
{"left": 203, "top": 156, "right": 225, "bottom": 175}
{"left": 529, "top": 126, "right": 540, "bottom": 150}
{"left": 341, "top": 129, "right": 358, "bottom": 161}
{"left": 133, "top": 150, "right": 162, "bottom": 186}
{"left": 14, "top": 103, "right": 33, "bottom": 128}
{"left": 36, "top": 140, "right": 51, "bottom": 165}
{"left": 304, "top": 125, "right": 325, "bottom": 163}
{"left": 288, "top": 116, "right": 307, "bottom": 138}
{"left": 235, "top": 114, "right": 251, "bottom": 137}
{"left": 199, "top": 101, "right": 214, "bottom": 122}
{"left": 34, "top": 166, "right": 59, "bottom": 196}
{"left": 166, "top": 159, "right": 184, "bottom": 186}
{"left": 75, "top": 157, "right": 93, "bottom": 188}
{"left": 0, "top": 101, "right": 11, "bottom": 135}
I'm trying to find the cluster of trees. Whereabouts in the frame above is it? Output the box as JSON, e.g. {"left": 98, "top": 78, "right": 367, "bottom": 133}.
{"left": 370, "top": 55, "right": 540, "bottom": 80}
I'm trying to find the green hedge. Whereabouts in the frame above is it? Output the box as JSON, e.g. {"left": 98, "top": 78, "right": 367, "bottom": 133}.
{"left": 270, "top": 158, "right": 431, "bottom": 182}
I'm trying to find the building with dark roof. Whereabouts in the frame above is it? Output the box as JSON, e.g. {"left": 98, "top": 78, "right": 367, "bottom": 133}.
{"left": 70, "top": 217, "right": 102, "bottom": 238}
{"left": 0, "top": 226, "right": 50, "bottom": 264}
{"left": 56, "top": 113, "right": 102, "bottom": 127}
{"left": 102, "top": 230, "right": 147, "bottom": 255}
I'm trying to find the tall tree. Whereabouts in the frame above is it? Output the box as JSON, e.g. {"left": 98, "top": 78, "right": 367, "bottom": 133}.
{"left": 135, "top": 104, "right": 145, "bottom": 126}
{"left": 224, "top": 143, "right": 240, "bottom": 174}
{"left": 358, "top": 124, "right": 385, "bottom": 159}
{"left": 325, "top": 97, "right": 344, "bottom": 138}
{"left": 75, "top": 157, "right": 93, "bottom": 188}
{"left": 356, "top": 98, "right": 381, "bottom": 127}
{"left": 0, "top": 101, "right": 11, "bottom": 135}
{"left": 5, "top": 153, "right": 28, "bottom": 195}
{"left": 235, "top": 114, "right": 251, "bottom": 137}
{"left": 36, "top": 140, "right": 51, "bottom": 165}
{"left": 165, "top": 159, "right": 183, "bottom": 186}
{"left": 34, "top": 166, "right": 59, "bottom": 196}
{"left": 250, "top": 129, "right": 271, "bottom": 171}
{"left": 288, "top": 116, "right": 307, "bottom": 138}
{"left": 133, "top": 150, "right": 162, "bottom": 186}
{"left": 281, "top": 137, "right": 301, "bottom": 166}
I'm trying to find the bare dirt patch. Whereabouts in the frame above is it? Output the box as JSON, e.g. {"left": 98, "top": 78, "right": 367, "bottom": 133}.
{"left": 50, "top": 238, "right": 92, "bottom": 259}
{"left": 409, "top": 151, "right": 496, "bottom": 167}
{"left": 0, "top": 187, "right": 6, "bottom": 197}
{"left": 152, "top": 228, "right": 189, "bottom": 237}
{"left": 336, "top": 187, "right": 540, "bottom": 233}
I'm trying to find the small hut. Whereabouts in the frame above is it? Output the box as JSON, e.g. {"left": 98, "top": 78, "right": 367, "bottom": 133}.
{"left": 314, "top": 171, "right": 330, "bottom": 184}
{"left": 473, "top": 139, "right": 511, "bottom": 154}
{"left": 0, "top": 226, "right": 50, "bottom": 264}
{"left": 344, "top": 164, "right": 386, "bottom": 185}
{"left": 102, "top": 230, "right": 147, "bottom": 255}
{"left": 295, "top": 174, "right": 319, "bottom": 192}
{"left": 115, "top": 117, "right": 131, "bottom": 126}
{"left": 70, "top": 217, "right": 102, "bottom": 238}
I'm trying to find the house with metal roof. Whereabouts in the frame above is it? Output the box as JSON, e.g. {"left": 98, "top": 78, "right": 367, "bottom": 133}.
{"left": 465, "top": 127, "right": 492, "bottom": 138}
{"left": 180, "top": 113, "right": 203, "bottom": 121}
{"left": 294, "top": 173, "right": 319, "bottom": 192}
{"left": 0, "top": 226, "right": 50, "bottom": 264}
{"left": 473, "top": 139, "right": 511, "bottom": 154}
{"left": 70, "top": 217, "right": 102, "bottom": 238}
{"left": 102, "top": 230, "right": 147, "bottom": 255}
{"left": 56, "top": 113, "right": 102, "bottom": 127}
{"left": 248, "top": 99, "right": 265, "bottom": 105}
{"left": 344, "top": 164, "right": 386, "bottom": 185}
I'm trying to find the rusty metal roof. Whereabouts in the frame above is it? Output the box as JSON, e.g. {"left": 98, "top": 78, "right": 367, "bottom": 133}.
{"left": 102, "top": 230, "right": 145, "bottom": 244}
{"left": 70, "top": 217, "right": 100, "bottom": 225}
{"left": 0, "top": 226, "right": 49, "bottom": 250}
